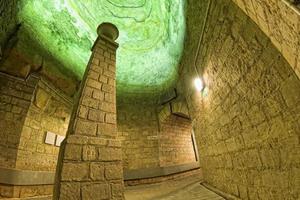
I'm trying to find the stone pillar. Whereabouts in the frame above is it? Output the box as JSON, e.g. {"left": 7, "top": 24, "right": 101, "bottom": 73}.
{"left": 53, "top": 23, "right": 124, "bottom": 200}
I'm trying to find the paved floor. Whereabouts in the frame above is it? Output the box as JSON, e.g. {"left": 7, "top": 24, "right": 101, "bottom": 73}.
{"left": 125, "top": 176, "right": 225, "bottom": 200}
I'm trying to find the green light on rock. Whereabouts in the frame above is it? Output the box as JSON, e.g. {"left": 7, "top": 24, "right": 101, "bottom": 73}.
{"left": 18, "top": 0, "right": 186, "bottom": 94}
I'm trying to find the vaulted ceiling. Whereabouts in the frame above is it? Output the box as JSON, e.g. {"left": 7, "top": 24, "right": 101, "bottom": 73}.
{"left": 18, "top": 0, "right": 186, "bottom": 95}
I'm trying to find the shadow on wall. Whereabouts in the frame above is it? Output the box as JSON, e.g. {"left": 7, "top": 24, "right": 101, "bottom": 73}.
{"left": 159, "top": 114, "right": 197, "bottom": 167}
{"left": 0, "top": 0, "right": 18, "bottom": 49}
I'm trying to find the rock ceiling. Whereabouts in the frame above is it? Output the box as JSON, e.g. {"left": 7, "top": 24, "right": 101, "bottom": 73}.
{"left": 18, "top": 0, "right": 186, "bottom": 95}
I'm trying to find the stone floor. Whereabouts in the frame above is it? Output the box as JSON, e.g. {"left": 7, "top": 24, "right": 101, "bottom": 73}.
{"left": 125, "top": 176, "right": 225, "bottom": 200}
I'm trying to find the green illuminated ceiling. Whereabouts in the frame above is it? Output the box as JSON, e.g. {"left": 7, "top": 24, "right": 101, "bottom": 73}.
{"left": 18, "top": 0, "right": 185, "bottom": 94}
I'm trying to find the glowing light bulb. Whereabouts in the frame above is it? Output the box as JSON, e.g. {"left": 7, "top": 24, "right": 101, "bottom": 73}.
{"left": 194, "top": 78, "right": 204, "bottom": 91}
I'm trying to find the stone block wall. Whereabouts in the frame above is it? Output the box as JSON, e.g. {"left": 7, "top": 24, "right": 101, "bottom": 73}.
{"left": 0, "top": 73, "right": 72, "bottom": 199}
{"left": 178, "top": 0, "right": 300, "bottom": 199}
{"left": 0, "top": 72, "right": 37, "bottom": 169}
{"left": 117, "top": 102, "right": 160, "bottom": 170}
{"left": 16, "top": 79, "right": 72, "bottom": 171}
{"left": 232, "top": 0, "right": 300, "bottom": 79}
{"left": 159, "top": 114, "right": 196, "bottom": 167}
{"left": 118, "top": 99, "right": 198, "bottom": 172}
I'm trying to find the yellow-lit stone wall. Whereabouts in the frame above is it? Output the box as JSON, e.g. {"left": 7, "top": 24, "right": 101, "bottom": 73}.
{"left": 117, "top": 102, "right": 160, "bottom": 170}
{"left": 16, "top": 79, "right": 72, "bottom": 171}
{"left": 117, "top": 100, "right": 197, "bottom": 171}
{"left": 159, "top": 115, "right": 195, "bottom": 167}
{"left": 179, "top": 0, "right": 300, "bottom": 199}
{"left": 232, "top": 0, "right": 300, "bottom": 79}
{"left": 0, "top": 73, "right": 71, "bottom": 199}
{"left": 0, "top": 73, "right": 37, "bottom": 169}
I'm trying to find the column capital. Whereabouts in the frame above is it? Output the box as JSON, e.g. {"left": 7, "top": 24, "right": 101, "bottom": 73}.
{"left": 92, "top": 23, "right": 119, "bottom": 51}
{"left": 97, "top": 22, "right": 119, "bottom": 41}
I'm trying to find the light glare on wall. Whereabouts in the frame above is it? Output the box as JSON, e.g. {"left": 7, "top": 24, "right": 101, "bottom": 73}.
{"left": 194, "top": 78, "right": 204, "bottom": 91}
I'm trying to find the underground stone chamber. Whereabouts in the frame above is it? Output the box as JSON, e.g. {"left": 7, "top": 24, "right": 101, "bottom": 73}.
{"left": 0, "top": 0, "right": 300, "bottom": 200}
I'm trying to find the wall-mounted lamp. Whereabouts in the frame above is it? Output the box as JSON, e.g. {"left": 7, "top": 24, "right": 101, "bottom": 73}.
{"left": 194, "top": 77, "right": 204, "bottom": 92}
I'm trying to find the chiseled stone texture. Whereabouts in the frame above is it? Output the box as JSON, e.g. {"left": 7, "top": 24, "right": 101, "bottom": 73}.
{"left": 232, "top": 0, "right": 300, "bottom": 79}
{"left": 117, "top": 102, "right": 160, "bottom": 170}
{"left": 0, "top": 73, "right": 71, "bottom": 198}
{"left": 0, "top": 73, "right": 72, "bottom": 198}
{"left": 0, "top": 73, "right": 37, "bottom": 169}
{"left": 0, "top": 184, "right": 53, "bottom": 199}
{"left": 178, "top": 0, "right": 300, "bottom": 199}
{"left": 54, "top": 36, "right": 125, "bottom": 200}
{"left": 159, "top": 115, "right": 196, "bottom": 167}
{"left": 117, "top": 99, "right": 197, "bottom": 171}
{"left": 16, "top": 79, "right": 72, "bottom": 171}
{"left": 0, "top": 72, "right": 40, "bottom": 198}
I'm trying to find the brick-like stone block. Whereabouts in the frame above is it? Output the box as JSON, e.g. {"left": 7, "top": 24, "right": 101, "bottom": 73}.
{"left": 99, "top": 102, "right": 115, "bottom": 113}
{"left": 95, "top": 48, "right": 104, "bottom": 56}
{"left": 103, "top": 70, "right": 115, "bottom": 79}
{"left": 59, "top": 183, "right": 81, "bottom": 200}
{"left": 102, "top": 84, "right": 114, "bottom": 93}
{"left": 67, "top": 135, "right": 89, "bottom": 145}
{"left": 99, "top": 75, "right": 108, "bottom": 84}
{"left": 88, "top": 109, "right": 105, "bottom": 122}
{"left": 87, "top": 78, "right": 102, "bottom": 90}
{"left": 81, "top": 183, "right": 109, "bottom": 200}
{"left": 90, "top": 162, "right": 105, "bottom": 181}
{"left": 108, "top": 65, "right": 115, "bottom": 73}
{"left": 82, "top": 145, "right": 98, "bottom": 161}
{"left": 88, "top": 70, "right": 100, "bottom": 80}
{"left": 108, "top": 140, "right": 122, "bottom": 148}
{"left": 88, "top": 137, "right": 108, "bottom": 146}
{"left": 64, "top": 144, "right": 82, "bottom": 161}
{"left": 92, "top": 58, "right": 100, "bottom": 65}
{"left": 75, "top": 119, "right": 97, "bottom": 136}
{"left": 108, "top": 78, "right": 115, "bottom": 87}
{"left": 105, "top": 163, "right": 123, "bottom": 180}
{"left": 111, "top": 182, "right": 124, "bottom": 199}
{"left": 0, "top": 185, "right": 14, "bottom": 198}
{"left": 103, "top": 51, "right": 110, "bottom": 58}
{"left": 61, "top": 163, "right": 89, "bottom": 181}
{"left": 83, "top": 86, "right": 93, "bottom": 97}
{"left": 97, "top": 123, "right": 116, "bottom": 137}
{"left": 93, "top": 90, "right": 104, "bottom": 100}
{"left": 105, "top": 113, "right": 116, "bottom": 124}
{"left": 90, "top": 64, "right": 103, "bottom": 74}
{"left": 105, "top": 93, "right": 115, "bottom": 103}
{"left": 78, "top": 106, "right": 88, "bottom": 119}
{"left": 81, "top": 96, "right": 98, "bottom": 109}
{"left": 95, "top": 55, "right": 105, "bottom": 62}
{"left": 98, "top": 147, "right": 122, "bottom": 161}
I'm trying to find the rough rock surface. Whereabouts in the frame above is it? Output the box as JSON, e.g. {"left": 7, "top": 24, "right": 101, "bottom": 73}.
{"left": 178, "top": 0, "right": 300, "bottom": 199}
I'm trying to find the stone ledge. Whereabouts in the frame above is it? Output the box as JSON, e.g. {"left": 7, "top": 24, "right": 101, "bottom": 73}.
{"left": 92, "top": 35, "right": 119, "bottom": 51}
{"left": 0, "top": 162, "right": 200, "bottom": 186}
{"left": 201, "top": 182, "right": 241, "bottom": 200}
{"left": 124, "top": 162, "right": 200, "bottom": 180}
{"left": 3, "top": 195, "right": 52, "bottom": 200}
{"left": 66, "top": 135, "right": 121, "bottom": 147}
{"left": 0, "top": 168, "right": 55, "bottom": 186}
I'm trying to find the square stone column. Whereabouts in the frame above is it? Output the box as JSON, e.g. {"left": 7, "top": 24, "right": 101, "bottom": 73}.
{"left": 53, "top": 23, "right": 124, "bottom": 200}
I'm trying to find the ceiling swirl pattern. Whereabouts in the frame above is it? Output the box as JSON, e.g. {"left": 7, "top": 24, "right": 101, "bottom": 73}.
{"left": 18, "top": 0, "right": 186, "bottom": 94}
